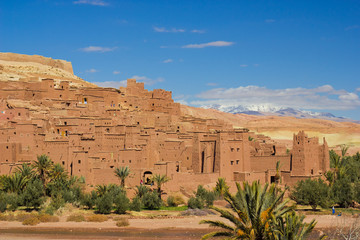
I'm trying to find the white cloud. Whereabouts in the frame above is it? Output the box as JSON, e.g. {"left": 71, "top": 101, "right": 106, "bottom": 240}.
{"left": 73, "top": 0, "right": 109, "bottom": 6}
{"left": 173, "top": 94, "right": 189, "bottom": 105}
{"left": 191, "top": 29, "right": 206, "bottom": 34}
{"left": 163, "top": 59, "right": 173, "bottom": 63}
{"left": 356, "top": 88, "right": 360, "bottom": 92}
{"left": 345, "top": 25, "right": 360, "bottom": 31}
{"left": 240, "top": 64, "right": 248, "bottom": 67}
{"left": 153, "top": 27, "right": 185, "bottom": 33}
{"left": 265, "top": 19, "right": 276, "bottom": 23}
{"left": 191, "top": 85, "right": 360, "bottom": 111}
{"left": 86, "top": 69, "right": 98, "bottom": 73}
{"left": 80, "top": 46, "right": 117, "bottom": 53}
{"left": 131, "top": 75, "right": 164, "bottom": 86}
{"left": 113, "top": 71, "right": 120, "bottom": 75}
{"left": 92, "top": 80, "right": 127, "bottom": 88}
{"left": 182, "top": 41, "right": 234, "bottom": 49}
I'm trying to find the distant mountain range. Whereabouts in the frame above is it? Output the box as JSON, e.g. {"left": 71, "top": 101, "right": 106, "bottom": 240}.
{"left": 202, "top": 104, "right": 360, "bottom": 123}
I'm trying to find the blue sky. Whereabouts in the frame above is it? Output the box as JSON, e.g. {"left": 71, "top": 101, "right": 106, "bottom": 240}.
{"left": 1, "top": 0, "right": 360, "bottom": 119}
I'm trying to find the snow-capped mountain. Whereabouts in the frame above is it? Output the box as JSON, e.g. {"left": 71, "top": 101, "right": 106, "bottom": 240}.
{"left": 202, "top": 104, "right": 359, "bottom": 123}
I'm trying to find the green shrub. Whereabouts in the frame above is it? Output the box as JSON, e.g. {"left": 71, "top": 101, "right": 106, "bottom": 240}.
{"left": 22, "top": 217, "right": 40, "bottom": 226}
{"left": 0, "top": 193, "right": 7, "bottom": 212}
{"left": 62, "top": 186, "right": 82, "bottom": 204}
{"left": 167, "top": 196, "right": 177, "bottom": 207}
{"left": 290, "top": 178, "right": 331, "bottom": 210}
{"left": 195, "top": 185, "right": 215, "bottom": 208}
{"left": 188, "top": 196, "right": 204, "bottom": 209}
{"left": 38, "top": 214, "right": 59, "bottom": 222}
{"left": 66, "top": 213, "right": 85, "bottom": 222}
{"left": 332, "top": 177, "right": 354, "bottom": 208}
{"left": 81, "top": 190, "right": 97, "bottom": 209}
{"left": 50, "top": 194, "right": 65, "bottom": 210}
{"left": 113, "top": 192, "right": 130, "bottom": 214}
{"left": 142, "top": 191, "right": 162, "bottom": 210}
{"left": 130, "top": 196, "right": 142, "bottom": 211}
{"left": 20, "top": 179, "right": 45, "bottom": 210}
{"left": 135, "top": 185, "right": 149, "bottom": 198}
{"left": 95, "top": 192, "right": 113, "bottom": 214}
{"left": 6, "top": 193, "right": 20, "bottom": 211}
{"left": 116, "top": 217, "right": 129, "bottom": 227}
{"left": 86, "top": 214, "right": 108, "bottom": 222}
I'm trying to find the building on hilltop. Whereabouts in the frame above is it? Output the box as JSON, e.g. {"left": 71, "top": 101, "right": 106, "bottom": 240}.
{"left": 0, "top": 78, "right": 330, "bottom": 192}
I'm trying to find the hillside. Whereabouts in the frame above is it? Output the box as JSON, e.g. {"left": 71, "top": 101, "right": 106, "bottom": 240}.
{"left": 0, "top": 52, "right": 96, "bottom": 88}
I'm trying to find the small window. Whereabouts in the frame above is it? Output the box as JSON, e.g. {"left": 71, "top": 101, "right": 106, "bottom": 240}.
{"left": 236, "top": 160, "right": 239, "bottom": 164}
{"left": 231, "top": 148, "right": 234, "bottom": 152}
{"left": 231, "top": 161, "right": 234, "bottom": 165}
{"left": 129, "top": 160, "right": 132, "bottom": 163}
{"left": 78, "top": 160, "right": 81, "bottom": 164}
{"left": 62, "top": 161, "right": 65, "bottom": 165}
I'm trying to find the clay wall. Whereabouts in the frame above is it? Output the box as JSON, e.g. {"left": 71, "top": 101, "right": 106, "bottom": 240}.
{"left": 250, "top": 155, "right": 290, "bottom": 172}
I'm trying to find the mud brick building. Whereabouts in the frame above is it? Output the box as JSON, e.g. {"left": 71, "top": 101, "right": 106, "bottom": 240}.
{"left": 0, "top": 75, "right": 329, "bottom": 191}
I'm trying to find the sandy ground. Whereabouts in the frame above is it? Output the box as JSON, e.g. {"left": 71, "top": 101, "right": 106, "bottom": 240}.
{"left": 0, "top": 214, "right": 354, "bottom": 230}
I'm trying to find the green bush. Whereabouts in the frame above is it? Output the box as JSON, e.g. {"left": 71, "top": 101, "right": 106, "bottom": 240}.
{"left": 81, "top": 190, "right": 97, "bottom": 209}
{"left": 290, "top": 178, "right": 331, "bottom": 210}
{"left": 0, "top": 193, "right": 7, "bottom": 212}
{"left": 142, "top": 191, "right": 162, "bottom": 210}
{"left": 332, "top": 177, "right": 354, "bottom": 208}
{"left": 6, "top": 193, "right": 20, "bottom": 211}
{"left": 135, "top": 185, "right": 149, "bottom": 198}
{"left": 95, "top": 192, "right": 113, "bottom": 214}
{"left": 130, "top": 196, "right": 142, "bottom": 211}
{"left": 195, "top": 185, "right": 215, "bottom": 208}
{"left": 167, "top": 196, "right": 177, "bottom": 207}
{"left": 188, "top": 196, "right": 204, "bottom": 209}
{"left": 113, "top": 192, "right": 129, "bottom": 214}
{"left": 20, "top": 179, "right": 45, "bottom": 210}
{"left": 50, "top": 194, "right": 65, "bottom": 210}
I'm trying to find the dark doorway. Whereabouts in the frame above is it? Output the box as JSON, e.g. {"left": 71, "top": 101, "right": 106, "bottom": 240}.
{"left": 201, "top": 151, "right": 205, "bottom": 173}
{"left": 270, "top": 176, "right": 276, "bottom": 183}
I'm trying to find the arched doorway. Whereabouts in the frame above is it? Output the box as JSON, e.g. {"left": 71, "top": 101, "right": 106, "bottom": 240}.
{"left": 143, "top": 171, "right": 153, "bottom": 185}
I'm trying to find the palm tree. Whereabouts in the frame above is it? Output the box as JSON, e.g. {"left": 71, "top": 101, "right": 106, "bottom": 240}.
{"left": 151, "top": 174, "right": 169, "bottom": 199}
{"left": 49, "top": 163, "right": 68, "bottom": 182}
{"left": 214, "top": 177, "right": 229, "bottom": 198}
{"left": 275, "top": 161, "right": 282, "bottom": 184}
{"left": 0, "top": 172, "right": 29, "bottom": 193}
{"left": 32, "top": 154, "right": 53, "bottom": 187}
{"left": 135, "top": 184, "right": 149, "bottom": 198}
{"left": 114, "top": 166, "right": 130, "bottom": 188}
{"left": 200, "top": 181, "right": 294, "bottom": 239}
{"left": 274, "top": 211, "right": 320, "bottom": 240}
{"left": 15, "top": 163, "right": 34, "bottom": 179}
{"left": 340, "top": 144, "right": 349, "bottom": 158}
